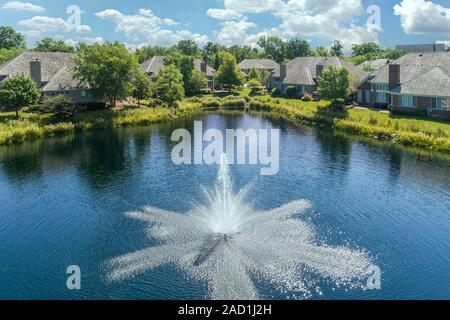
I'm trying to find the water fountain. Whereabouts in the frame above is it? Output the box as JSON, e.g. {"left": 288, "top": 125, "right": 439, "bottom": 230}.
{"left": 106, "top": 154, "right": 372, "bottom": 299}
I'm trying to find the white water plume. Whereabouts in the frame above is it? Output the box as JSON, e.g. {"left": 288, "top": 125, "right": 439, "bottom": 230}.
{"left": 106, "top": 154, "right": 372, "bottom": 299}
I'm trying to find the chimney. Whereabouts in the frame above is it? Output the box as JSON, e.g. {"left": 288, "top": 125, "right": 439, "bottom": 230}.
{"left": 316, "top": 64, "right": 324, "bottom": 78}
{"left": 389, "top": 64, "right": 400, "bottom": 90}
{"left": 280, "top": 64, "right": 287, "bottom": 79}
{"left": 200, "top": 62, "right": 207, "bottom": 74}
{"left": 30, "top": 59, "right": 42, "bottom": 87}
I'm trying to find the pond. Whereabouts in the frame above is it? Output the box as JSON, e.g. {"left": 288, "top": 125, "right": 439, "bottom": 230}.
{"left": 0, "top": 110, "right": 449, "bottom": 299}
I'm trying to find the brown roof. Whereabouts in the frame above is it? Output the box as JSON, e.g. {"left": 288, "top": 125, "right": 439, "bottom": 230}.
{"left": 239, "top": 59, "right": 280, "bottom": 77}
{"left": 41, "top": 66, "right": 89, "bottom": 91}
{"left": 0, "top": 51, "right": 75, "bottom": 84}
{"left": 140, "top": 56, "right": 165, "bottom": 77}
{"left": 283, "top": 56, "right": 367, "bottom": 86}
{"left": 194, "top": 59, "right": 216, "bottom": 77}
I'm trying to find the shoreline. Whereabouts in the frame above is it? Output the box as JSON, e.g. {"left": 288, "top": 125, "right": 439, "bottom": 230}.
{"left": 0, "top": 96, "right": 449, "bottom": 154}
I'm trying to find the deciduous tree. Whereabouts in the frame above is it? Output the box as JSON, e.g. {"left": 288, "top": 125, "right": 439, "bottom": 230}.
{"left": 0, "top": 75, "right": 40, "bottom": 118}
{"left": 74, "top": 43, "right": 140, "bottom": 108}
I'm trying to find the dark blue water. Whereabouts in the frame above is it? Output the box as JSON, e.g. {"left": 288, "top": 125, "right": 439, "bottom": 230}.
{"left": 0, "top": 111, "right": 449, "bottom": 300}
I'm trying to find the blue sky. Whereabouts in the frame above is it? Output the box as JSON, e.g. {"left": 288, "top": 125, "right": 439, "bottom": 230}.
{"left": 1, "top": 0, "right": 450, "bottom": 52}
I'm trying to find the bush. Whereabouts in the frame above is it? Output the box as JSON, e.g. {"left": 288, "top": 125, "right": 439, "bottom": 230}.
{"left": 201, "top": 98, "right": 221, "bottom": 109}
{"left": 247, "top": 79, "right": 264, "bottom": 95}
{"left": 329, "top": 98, "right": 346, "bottom": 111}
{"left": 43, "top": 94, "right": 76, "bottom": 121}
{"left": 285, "top": 86, "right": 297, "bottom": 98}
{"left": 302, "top": 93, "right": 312, "bottom": 101}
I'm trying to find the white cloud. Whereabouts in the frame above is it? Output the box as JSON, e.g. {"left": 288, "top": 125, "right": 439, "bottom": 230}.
{"left": 18, "top": 16, "right": 70, "bottom": 32}
{"left": 212, "top": 0, "right": 378, "bottom": 52}
{"left": 76, "top": 25, "right": 92, "bottom": 33}
{"left": 393, "top": 0, "right": 450, "bottom": 34}
{"left": 65, "top": 36, "right": 105, "bottom": 47}
{"left": 95, "top": 8, "right": 208, "bottom": 46}
{"left": 163, "top": 18, "right": 178, "bottom": 26}
{"left": 223, "top": 0, "right": 281, "bottom": 13}
{"left": 18, "top": 15, "right": 92, "bottom": 34}
{"left": 207, "top": 8, "right": 242, "bottom": 20}
{"left": 20, "top": 29, "right": 42, "bottom": 38}
{"left": 215, "top": 17, "right": 268, "bottom": 46}
{"left": 2, "top": 1, "right": 45, "bottom": 13}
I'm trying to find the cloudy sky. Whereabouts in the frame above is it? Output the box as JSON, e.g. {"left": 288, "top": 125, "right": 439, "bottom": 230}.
{"left": 1, "top": 0, "right": 450, "bottom": 52}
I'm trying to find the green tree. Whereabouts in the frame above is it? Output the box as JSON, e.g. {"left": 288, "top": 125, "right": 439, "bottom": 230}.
{"left": 330, "top": 40, "right": 344, "bottom": 56}
{"left": 202, "top": 41, "right": 222, "bottom": 65}
{"left": 188, "top": 70, "right": 208, "bottom": 95}
{"left": 176, "top": 40, "right": 200, "bottom": 57}
{"left": 259, "top": 69, "right": 271, "bottom": 87}
{"left": 215, "top": 52, "right": 244, "bottom": 90}
{"left": 34, "top": 38, "right": 74, "bottom": 53}
{"left": 156, "top": 64, "right": 184, "bottom": 107}
{"left": 226, "top": 45, "right": 262, "bottom": 62}
{"left": 0, "top": 75, "right": 40, "bottom": 118}
{"left": 132, "top": 70, "right": 154, "bottom": 106}
{"left": 164, "top": 52, "right": 195, "bottom": 95}
{"left": 0, "top": 47, "right": 24, "bottom": 64}
{"left": 285, "top": 38, "right": 310, "bottom": 60}
{"left": 134, "top": 45, "right": 175, "bottom": 63}
{"left": 74, "top": 43, "right": 140, "bottom": 107}
{"left": 383, "top": 48, "right": 406, "bottom": 60}
{"left": 213, "top": 51, "right": 221, "bottom": 71}
{"left": 316, "top": 65, "right": 351, "bottom": 110}
{"left": 248, "top": 68, "right": 260, "bottom": 80}
{"left": 257, "top": 36, "right": 286, "bottom": 63}
{"left": 43, "top": 94, "right": 76, "bottom": 121}
{"left": 0, "top": 26, "right": 25, "bottom": 49}
{"left": 351, "top": 42, "right": 382, "bottom": 56}
{"left": 313, "top": 46, "right": 330, "bottom": 57}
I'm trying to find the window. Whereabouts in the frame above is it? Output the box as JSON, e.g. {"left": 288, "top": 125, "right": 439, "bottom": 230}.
{"left": 432, "top": 97, "right": 449, "bottom": 110}
{"left": 374, "top": 83, "right": 389, "bottom": 92}
{"left": 400, "top": 95, "right": 417, "bottom": 108}
{"left": 81, "top": 91, "right": 86, "bottom": 97}
{"left": 376, "top": 92, "right": 389, "bottom": 103}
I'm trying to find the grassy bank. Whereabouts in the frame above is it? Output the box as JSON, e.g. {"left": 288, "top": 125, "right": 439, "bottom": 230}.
{"left": 245, "top": 96, "right": 450, "bottom": 152}
{"left": 0, "top": 101, "right": 202, "bottom": 145}
{"left": 1, "top": 95, "right": 449, "bottom": 153}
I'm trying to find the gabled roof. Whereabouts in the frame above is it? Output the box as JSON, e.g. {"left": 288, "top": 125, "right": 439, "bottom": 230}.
{"left": 41, "top": 66, "right": 89, "bottom": 91}
{"left": 370, "top": 52, "right": 450, "bottom": 84}
{"left": 194, "top": 59, "right": 216, "bottom": 77}
{"left": 283, "top": 56, "right": 367, "bottom": 85}
{"left": 140, "top": 56, "right": 165, "bottom": 77}
{"left": 391, "top": 67, "right": 450, "bottom": 97}
{"left": 141, "top": 56, "right": 216, "bottom": 78}
{"left": 239, "top": 59, "right": 280, "bottom": 77}
{"left": 359, "top": 59, "right": 388, "bottom": 71}
{"left": 0, "top": 51, "right": 75, "bottom": 84}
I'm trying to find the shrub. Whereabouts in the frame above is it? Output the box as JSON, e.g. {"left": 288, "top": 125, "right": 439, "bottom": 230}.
{"left": 201, "top": 98, "right": 221, "bottom": 109}
{"left": 247, "top": 79, "right": 264, "bottom": 95}
{"left": 43, "top": 94, "right": 76, "bottom": 121}
{"left": 329, "top": 98, "right": 346, "bottom": 111}
{"left": 285, "top": 86, "right": 297, "bottom": 98}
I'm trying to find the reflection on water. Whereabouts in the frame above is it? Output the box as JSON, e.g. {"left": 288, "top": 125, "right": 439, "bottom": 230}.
{"left": 0, "top": 110, "right": 449, "bottom": 299}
